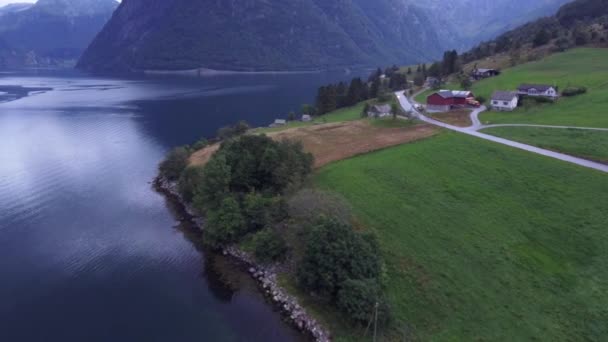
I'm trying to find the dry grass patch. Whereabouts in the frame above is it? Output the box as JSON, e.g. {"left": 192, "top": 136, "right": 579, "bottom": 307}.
{"left": 428, "top": 109, "right": 473, "bottom": 127}
{"left": 189, "top": 120, "right": 439, "bottom": 169}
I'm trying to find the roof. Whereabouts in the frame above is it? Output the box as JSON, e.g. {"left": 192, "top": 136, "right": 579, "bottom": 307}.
{"left": 436, "top": 90, "right": 473, "bottom": 99}
{"left": 518, "top": 84, "right": 554, "bottom": 92}
{"left": 370, "top": 104, "right": 392, "bottom": 113}
{"left": 475, "top": 68, "right": 498, "bottom": 73}
{"left": 491, "top": 91, "right": 518, "bottom": 102}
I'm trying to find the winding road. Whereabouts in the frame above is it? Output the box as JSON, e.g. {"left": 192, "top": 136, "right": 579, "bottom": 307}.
{"left": 395, "top": 91, "right": 608, "bottom": 173}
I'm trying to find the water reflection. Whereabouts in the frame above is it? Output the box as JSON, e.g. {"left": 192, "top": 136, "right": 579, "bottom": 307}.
{"left": 0, "top": 70, "right": 357, "bottom": 341}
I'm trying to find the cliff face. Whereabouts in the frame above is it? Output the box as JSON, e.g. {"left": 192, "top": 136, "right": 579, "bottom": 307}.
{"left": 77, "top": 0, "right": 445, "bottom": 72}
{"left": 0, "top": 0, "right": 118, "bottom": 69}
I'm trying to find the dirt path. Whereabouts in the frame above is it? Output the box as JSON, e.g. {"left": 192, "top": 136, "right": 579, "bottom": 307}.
{"left": 396, "top": 91, "right": 608, "bottom": 173}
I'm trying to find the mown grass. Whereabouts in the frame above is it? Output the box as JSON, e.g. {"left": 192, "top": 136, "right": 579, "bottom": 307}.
{"left": 476, "top": 48, "right": 608, "bottom": 127}
{"left": 254, "top": 103, "right": 365, "bottom": 134}
{"left": 314, "top": 132, "right": 608, "bottom": 341}
{"left": 482, "top": 126, "right": 608, "bottom": 163}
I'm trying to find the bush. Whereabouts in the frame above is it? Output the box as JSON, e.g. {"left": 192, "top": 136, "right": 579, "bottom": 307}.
{"left": 337, "top": 279, "right": 391, "bottom": 326}
{"left": 159, "top": 146, "right": 190, "bottom": 181}
{"left": 204, "top": 197, "right": 246, "bottom": 248}
{"left": 562, "top": 86, "right": 587, "bottom": 97}
{"left": 252, "top": 228, "right": 287, "bottom": 262}
{"left": 377, "top": 92, "right": 393, "bottom": 102}
{"left": 219, "top": 135, "right": 313, "bottom": 195}
{"left": 191, "top": 138, "right": 208, "bottom": 151}
{"left": 476, "top": 96, "right": 486, "bottom": 104}
{"left": 193, "top": 153, "right": 231, "bottom": 211}
{"left": 178, "top": 166, "right": 205, "bottom": 202}
{"left": 297, "top": 217, "right": 383, "bottom": 298}
{"left": 217, "top": 121, "right": 250, "bottom": 140}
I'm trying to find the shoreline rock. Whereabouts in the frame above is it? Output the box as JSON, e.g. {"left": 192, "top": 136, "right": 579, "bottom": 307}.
{"left": 154, "top": 176, "right": 331, "bottom": 342}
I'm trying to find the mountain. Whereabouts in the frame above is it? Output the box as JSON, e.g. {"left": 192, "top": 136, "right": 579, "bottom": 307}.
{"left": 78, "top": 0, "right": 446, "bottom": 72}
{"left": 78, "top": 0, "right": 574, "bottom": 73}
{"left": 460, "top": 0, "right": 608, "bottom": 66}
{"left": 0, "top": 0, "right": 119, "bottom": 69}
{"left": 417, "top": 0, "right": 573, "bottom": 49}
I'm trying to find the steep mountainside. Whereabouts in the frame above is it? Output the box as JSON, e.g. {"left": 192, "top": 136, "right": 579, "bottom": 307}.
{"left": 78, "top": 0, "right": 445, "bottom": 72}
{"left": 461, "top": 0, "right": 608, "bottom": 65}
{"left": 417, "top": 0, "right": 572, "bottom": 49}
{"left": 0, "top": 0, "right": 118, "bottom": 68}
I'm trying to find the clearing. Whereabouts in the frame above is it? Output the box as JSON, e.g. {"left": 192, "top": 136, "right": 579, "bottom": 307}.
{"left": 314, "top": 132, "right": 608, "bottom": 341}
{"left": 189, "top": 119, "right": 439, "bottom": 169}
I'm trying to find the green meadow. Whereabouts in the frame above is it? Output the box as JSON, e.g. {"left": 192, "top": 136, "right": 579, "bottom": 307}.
{"left": 476, "top": 48, "right": 608, "bottom": 128}
{"left": 482, "top": 126, "right": 608, "bottom": 163}
{"left": 314, "top": 132, "right": 608, "bottom": 341}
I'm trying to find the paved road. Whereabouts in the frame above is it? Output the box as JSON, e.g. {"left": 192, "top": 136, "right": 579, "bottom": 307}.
{"left": 478, "top": 123, "right": 608, "bottom": 131}
{"left": 395, "top": 91, "right": 608, "bottom": 173}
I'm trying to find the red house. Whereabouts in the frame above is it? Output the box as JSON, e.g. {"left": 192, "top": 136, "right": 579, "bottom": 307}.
{"left": 427, "top": 90, "right": 476, "bottom": 111}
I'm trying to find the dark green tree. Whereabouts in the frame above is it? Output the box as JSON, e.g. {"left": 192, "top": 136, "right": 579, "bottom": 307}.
{"left": 193, "top": 153, "right": 231, "bottom": 210}
{"left": 205, "top": 196, "right": 245, "bottom": 248}
{"left": 252, "top": 228, "right": 288, "bottom": 262}
{"left": 297, "top": 217, "right": 383, "bottom": 298}
{"left": 533, "top": 29, "right": 551, "bottom": 47}
{"left": 159, "top": 146, "right": 190, "bottom": 181}
{"left": 337, "top": 278, "right": 390, "bottom": 325}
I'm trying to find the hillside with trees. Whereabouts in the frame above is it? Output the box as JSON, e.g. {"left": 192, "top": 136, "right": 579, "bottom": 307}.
{"left": 460, "top": 0, "right": 608, "bottom": 67}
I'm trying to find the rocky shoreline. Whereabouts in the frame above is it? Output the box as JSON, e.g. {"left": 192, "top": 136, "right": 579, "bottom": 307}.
{"left": 154, "top": 176, "right": 331, "bottom": 342}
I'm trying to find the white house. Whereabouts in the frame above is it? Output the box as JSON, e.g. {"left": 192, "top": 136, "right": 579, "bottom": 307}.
{"left": 301, "top": 114, "right": 312, "bottom": 122}
{"left": 491, "top": 91, "right": 519, "bottom": 111}
{"left": 517, "top": 84, "right": 558, "bottom": 99}
{"left": 367, "top": 104, "right": 392, "bottom": 118}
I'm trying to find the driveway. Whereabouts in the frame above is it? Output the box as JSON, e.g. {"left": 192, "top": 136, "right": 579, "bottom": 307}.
{"left": 395, "top": 91, "right": 608, "bottom": 173}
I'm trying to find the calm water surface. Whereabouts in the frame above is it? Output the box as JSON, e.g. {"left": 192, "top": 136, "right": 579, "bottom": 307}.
{"left": 0, "top": 70, "right": 356, "bottom": 341}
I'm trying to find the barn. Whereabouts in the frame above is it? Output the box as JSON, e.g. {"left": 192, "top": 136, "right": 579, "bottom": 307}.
{"left": 426, "top": 90, "right": 476, "bottom": 112}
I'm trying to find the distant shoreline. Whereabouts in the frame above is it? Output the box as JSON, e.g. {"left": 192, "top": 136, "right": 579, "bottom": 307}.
{"left": 143, "top": 67, "right": 325, "bottom": 76}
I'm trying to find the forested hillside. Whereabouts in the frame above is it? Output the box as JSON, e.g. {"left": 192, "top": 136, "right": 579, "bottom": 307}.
{"left": 78, "top": 0, "right": 445, "bottom": 72}
{"left": 461, "top": 0, "right": 607, "bottom": 65}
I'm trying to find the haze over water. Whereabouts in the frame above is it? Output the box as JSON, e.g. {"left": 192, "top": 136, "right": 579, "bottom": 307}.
{"left": 0, "top": 70, "right": 353, "bottom": 341}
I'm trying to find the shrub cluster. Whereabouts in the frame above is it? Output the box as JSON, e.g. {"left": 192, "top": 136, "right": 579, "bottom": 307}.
{"left": 562, "top": 86, "right": 587, "bottom": 97}
{"left": 297, "top": 217, "right": 390, "bottom": 325}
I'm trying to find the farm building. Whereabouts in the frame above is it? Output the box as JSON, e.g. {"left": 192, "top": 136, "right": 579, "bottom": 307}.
{"left": 517, "top": 84, "right": 559, "bottom": 99}
{"left": 367, "top": 104, "right": 392, "bottom": 118}
{"left": 472, "top": 68, "right": 501, "bottom": 80}
{"left": 491, "top": 91, "right": 519, "bottom": 111}
{"left": 426, "top": 90, "right": 478, "bottom": 112}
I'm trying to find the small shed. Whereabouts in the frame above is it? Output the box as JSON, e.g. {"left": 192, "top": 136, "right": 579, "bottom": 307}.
{"left": 472, "top": 68, "right": 501, "bottom": 80}
{"left": 491, "top": 91, "right": 519, "bottom": 111}
{"left": 367, "top": 104, "right": 392, "bottom": 118}
{"left": 301, "top": 114, "right": 312, "bottom": 122}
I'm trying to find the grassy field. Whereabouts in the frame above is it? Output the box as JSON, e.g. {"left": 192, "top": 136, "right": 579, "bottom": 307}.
{"left": 476, "top": 48, "right": 608, "bottom": 127}
{"left": 314, "top": 132, "right": 608, "bottom": 341}
{"left": 482, "top": 126, "right": 608, "bottom": 163}
{"left": 253, "top": 102, "right": 366, "bottom": 134}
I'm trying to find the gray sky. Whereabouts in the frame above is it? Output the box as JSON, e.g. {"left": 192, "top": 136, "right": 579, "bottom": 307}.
{"left": 0, "top": 0, "right": 35, "bottom": 6}
{"left": 0, "top": 0, "right": 122, "bottom": 6}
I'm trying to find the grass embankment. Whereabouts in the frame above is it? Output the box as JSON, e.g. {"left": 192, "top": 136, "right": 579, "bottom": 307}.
{"left": 482, "top": 126, "right": 608, "bottom": 163}
{"left": 313, "top": 132, "right": 608, "bottom": 341}
{"left": 476, "top": 48, "right": 608, "bottom": 128}
{"left": 428, "top": 109, "right": 472, "bottom": 127}
{"left": 254, "top": 103, "right": 366, "bottom": 134}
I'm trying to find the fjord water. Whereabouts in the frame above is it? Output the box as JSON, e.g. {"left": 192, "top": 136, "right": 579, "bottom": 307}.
{"left": 0, "top": 70, "right": 352, "bottom": 341}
